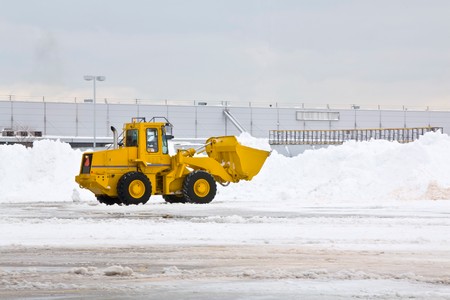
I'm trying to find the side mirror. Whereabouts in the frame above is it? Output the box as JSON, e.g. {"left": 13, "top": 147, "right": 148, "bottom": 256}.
{"left": 165, "top": 135, "right": 174, "bottom": 140}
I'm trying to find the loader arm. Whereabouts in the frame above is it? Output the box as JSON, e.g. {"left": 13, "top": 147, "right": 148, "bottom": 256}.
{"left": 174, "top": 152, "right": 235, "bottom": 183}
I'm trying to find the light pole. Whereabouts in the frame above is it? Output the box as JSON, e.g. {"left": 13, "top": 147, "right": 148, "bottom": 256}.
{"left": 84, "top": 75, "right": 105, "bottom": 148}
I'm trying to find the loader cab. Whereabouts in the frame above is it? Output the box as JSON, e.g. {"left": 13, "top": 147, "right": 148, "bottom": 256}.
{"left": 123, "top": 117, "right": 173, "bottom": 156}
{"left": 147, "top": 117, "right": 174, "bottom": 156}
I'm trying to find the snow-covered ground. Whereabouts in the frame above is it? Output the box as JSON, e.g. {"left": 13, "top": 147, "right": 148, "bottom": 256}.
{"left": 1, "top": 133, "right": 450, "bottom": 299}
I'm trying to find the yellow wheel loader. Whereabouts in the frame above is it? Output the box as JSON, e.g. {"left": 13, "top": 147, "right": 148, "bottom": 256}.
{"left": 75, "top": 117, "right": 270, "bottom": 205}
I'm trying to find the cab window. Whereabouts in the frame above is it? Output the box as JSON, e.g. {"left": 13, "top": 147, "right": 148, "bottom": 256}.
{"left": 146, "top": 128, "right": 159, "bottom": 153}
{"left": 126, "top": 129, "right": 138, "bottom": 147}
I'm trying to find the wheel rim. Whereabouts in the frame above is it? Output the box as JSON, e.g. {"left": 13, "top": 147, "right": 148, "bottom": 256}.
{"left": 129, "top": 179, "right": 145, "bottom": 198}
{"left": 193, "top": 179, "right": 210, "bottom": 197}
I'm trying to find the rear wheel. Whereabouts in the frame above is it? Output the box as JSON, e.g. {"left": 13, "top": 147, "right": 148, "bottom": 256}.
{"left": 163, "top": 194, "right": 187, "bottom": 204}
{"left": 117, "top": 172, "right": 152, "bottom": 205}
{"left": 96, "top": 195, "right": 121, "bottom": 206}
{"left": 183, "top": 170, "right": 217, "bottom": 204}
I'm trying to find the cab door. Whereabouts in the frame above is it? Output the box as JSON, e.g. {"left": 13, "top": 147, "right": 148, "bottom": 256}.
{"left": 125, "top": 128, "right": 139, "bottom": 162}
{"left": 143, "top": 127, "right": 171, "bottom": 168}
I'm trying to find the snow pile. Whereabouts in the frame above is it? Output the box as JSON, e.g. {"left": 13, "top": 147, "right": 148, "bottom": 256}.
{"left": 221, "top": 131, "right": 450, "bottom": 203}
{"left": 1, "top": 132, "right": 450, "bottom": 203}
{"left": 69, "top": 266, "right": 98, "bottom": 275}
{"left": 163, "top": 266, "right": 183, "bottom": 276}
{"left": 236, "top": 132, "right": 272, "bottom": 151}
{"left": 0, "top": 140, "right": 93, "bottom": 203}
{"left": 103, "top": 265, "right": 134, "bottom": 276}
{"left": 69, "top": 265, "right": 134, "bottom": 276}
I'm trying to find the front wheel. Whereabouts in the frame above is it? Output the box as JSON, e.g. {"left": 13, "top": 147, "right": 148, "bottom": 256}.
{"left": 117, "top": 172, "right": 152, "bottom": 205}
{"left": 183, "top": 170, "right": 217, "bottom": 204}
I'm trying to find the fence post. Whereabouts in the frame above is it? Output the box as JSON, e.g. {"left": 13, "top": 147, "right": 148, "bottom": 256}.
{"left": 165, "top": 99, "right": 169, "bottom": 120}
{"left": 403, "top": 106, "right": 407, "bottom": 128}
{"left": 76, "top": 102, "right": 78, "bottom": 137}
{"left": 378, "top": 105, "right": 382, "bottom": 128}
{"left": 106, "top": 99, "right": 110, "bottom": 137}
{"left": 43, "top": 102, "right": 47, "bottom": 136}
{"left": 195, "top": 103, "right": 198, "bottom": 138}
{"left": 249, "top": 101, "right": 253, "bottom": 135}
{"left": 9, "top": 96, "right": 13, "bottom": 129}
{"left": 276, "top": 102, "right": 280, "bottom": 130}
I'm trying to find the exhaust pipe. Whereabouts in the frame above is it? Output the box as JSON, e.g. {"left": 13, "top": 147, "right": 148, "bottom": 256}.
{"left": 111, "top": 126, "right": 118, "bottom": 149}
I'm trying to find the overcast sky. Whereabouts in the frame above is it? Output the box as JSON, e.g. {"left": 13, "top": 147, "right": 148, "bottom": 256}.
{"left": 1, "top": 0, "right": 449, "bottom": 107}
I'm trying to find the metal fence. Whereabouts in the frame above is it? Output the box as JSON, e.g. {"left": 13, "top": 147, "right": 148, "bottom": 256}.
{"left": 3, "top": 94, "right": 450, "bottom": 111}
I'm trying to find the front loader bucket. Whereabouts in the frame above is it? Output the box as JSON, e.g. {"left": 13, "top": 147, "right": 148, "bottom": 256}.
{"left": 205, "top": 136, "right": 270, "bottom": 182}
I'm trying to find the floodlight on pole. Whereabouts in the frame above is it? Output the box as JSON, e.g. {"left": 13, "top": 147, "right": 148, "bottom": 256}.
{"left": 84, "top": 75, "right": 106, "bottom": 148}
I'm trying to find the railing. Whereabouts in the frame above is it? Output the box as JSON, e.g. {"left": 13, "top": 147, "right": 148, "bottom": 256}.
{"left": 269, "top": 127, "right": 443, "bottom": 145}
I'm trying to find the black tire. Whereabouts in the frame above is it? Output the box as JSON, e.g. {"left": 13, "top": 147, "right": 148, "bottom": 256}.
{"left": 163, "top": 194, "right": 187, "bottom": 204}
{"left": 117, "top": 172, "right": 152, "bottom": 205}
{"left": 183, "top": 170, "right": 217, "bottom": 204}
{"left": 96, "top": 195, "right": 121, "bottom": 206}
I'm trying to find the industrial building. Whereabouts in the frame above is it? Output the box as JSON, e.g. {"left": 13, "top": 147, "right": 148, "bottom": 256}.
{"left": 1, "top": 98, "right": 448, "bottom": 155}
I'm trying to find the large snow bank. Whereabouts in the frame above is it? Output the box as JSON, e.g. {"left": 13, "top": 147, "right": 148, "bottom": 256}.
{"left": 222, "top": 131, "right": 450, "bottom": 203}
{"left": 1, "top": 132, "right": 450, "bottom": 203}
{"left": 0, "top": 140, "right": 93, "bottom": 202}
